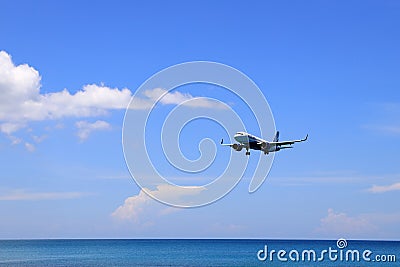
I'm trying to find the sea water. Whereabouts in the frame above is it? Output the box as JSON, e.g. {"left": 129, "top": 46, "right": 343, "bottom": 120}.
{"left": 0, "top": 239, "right": 398, "bottom": 266}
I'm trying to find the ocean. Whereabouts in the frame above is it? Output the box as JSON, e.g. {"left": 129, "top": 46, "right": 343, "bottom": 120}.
{"left": 0, "top": 239, "right": 398, "bottom": 266}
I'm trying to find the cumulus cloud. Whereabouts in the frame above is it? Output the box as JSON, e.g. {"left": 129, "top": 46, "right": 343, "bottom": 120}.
{"left": 0, "top": 50, "right": 227, "bottom": 145}
{"left": 0, "top": 81, "right": 133, "bottom": 123}
{"left": 0, "top": 51, "right": 132, "bottom": 131}
{"left": 143, "top": 88, "right": 227, "bottom": 109}
{"left": 111, "top": 184, "right": 204, "bottom": 223}
{"left": 75, "top": 120, "right": 111, "bottom": 141}
{"left": 368, "top": 182, "right": 400, "bottom": 193}
{"left": 112, "top": 189, "right": 153, "bottom": 222}
{"left": 316, "top": 208, "right": 376, "bottom": 237}
{"left": 0, "top": 51, "right": 41, "bottom": 107}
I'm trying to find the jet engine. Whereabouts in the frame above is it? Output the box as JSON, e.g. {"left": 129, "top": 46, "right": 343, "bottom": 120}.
{"left": 232, "top": 143, "right": 243, "bottom": 151}
{"left": 261, "top": 142, "right": 270, "bottom": 153}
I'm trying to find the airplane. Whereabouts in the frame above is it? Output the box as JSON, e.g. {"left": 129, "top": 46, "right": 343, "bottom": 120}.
{"left": 220, "top": 131, "right": 308, "bottom": 156}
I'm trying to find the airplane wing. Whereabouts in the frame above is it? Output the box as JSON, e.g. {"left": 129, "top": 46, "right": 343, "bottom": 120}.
{"left": 220, "top": 139, "right": 235, "bottom": 146}
{"left": 268, "top": 134, "right": 308, "bottom": 146}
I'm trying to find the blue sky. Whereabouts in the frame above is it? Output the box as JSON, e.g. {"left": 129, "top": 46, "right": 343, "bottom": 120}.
{"left": 0, "top": 0, "right": 399, "bottom": 239}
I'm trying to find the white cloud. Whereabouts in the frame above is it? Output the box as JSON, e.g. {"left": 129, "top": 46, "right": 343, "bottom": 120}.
{"left": 368, "top": 182, "right": 400, "bottom": 193}
{"left": 364, "top": 124, "right": 400, "bottom": 135}
{"left": 75, "top": 120, "right": 111, "bottom": 141}
{"left": 0, "top": 189, "right": 89, "bottom": 201}
{"left": 0, "top": 122, "right": 25, "bottom": 135}
{"left": 24, "top": 142, "right": 35, "bottom": 152}
{"left": 0, "top": 50, "right": 227, "bottom": 145}
{"left": 0, "top": 51, "right": 41, "bottom": 105}
{"left": 7, "top": 135, "right": 22, "bottom": 145}
{"left": 111, "top": 184, "right": 203, "bottom": 223}
{"left": 37, "top": 84, "right": 133, "bottom": 119}
{"left": 32, "top": 134, "right": 47, "bottom": 143}
{"left": 315, "top": 208, "right": 376, "bottom": 237}
{"left": 0, "top": 50, "right": 132, "bottom": 127}
{"left": 143, "top": 88, "right": 227, "bottom": 109}
{"left": 111, "top": 189, "right": 153, "bottom": 222}
{"left": 0, "top": 82, "right": 133, "bottom": 123}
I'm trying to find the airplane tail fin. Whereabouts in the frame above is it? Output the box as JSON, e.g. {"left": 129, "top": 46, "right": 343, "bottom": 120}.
{"left": 273, "top": 131, "right": 279, "bottom": 142}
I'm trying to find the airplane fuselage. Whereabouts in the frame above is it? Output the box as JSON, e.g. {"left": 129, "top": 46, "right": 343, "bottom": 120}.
{"left": 234, "top": 132, "right": 277, "bottom": 152}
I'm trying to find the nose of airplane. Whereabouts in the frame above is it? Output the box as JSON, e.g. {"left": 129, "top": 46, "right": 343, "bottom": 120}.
{"left": 233, "top": 133, "right": 240, "bottom": 141}
{"left": 234, "top": 132, "right": 243, "bottom": 138}
{"left": 234, "top": 132, "right": 244, "bottom": 142}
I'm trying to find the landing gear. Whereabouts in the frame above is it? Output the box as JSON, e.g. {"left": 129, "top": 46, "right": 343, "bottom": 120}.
{"left": 245, "top": 147, "right": 250, "bottom": 156}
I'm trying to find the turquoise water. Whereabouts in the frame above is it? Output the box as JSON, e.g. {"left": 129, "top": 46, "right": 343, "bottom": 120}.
{"left": 0, "top": 239, "right": 398, "bottom": 266}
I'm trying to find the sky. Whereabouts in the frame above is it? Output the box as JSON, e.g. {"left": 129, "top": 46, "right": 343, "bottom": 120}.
{"left": 0, "top": 0, "right": 399, "bottom": 239}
